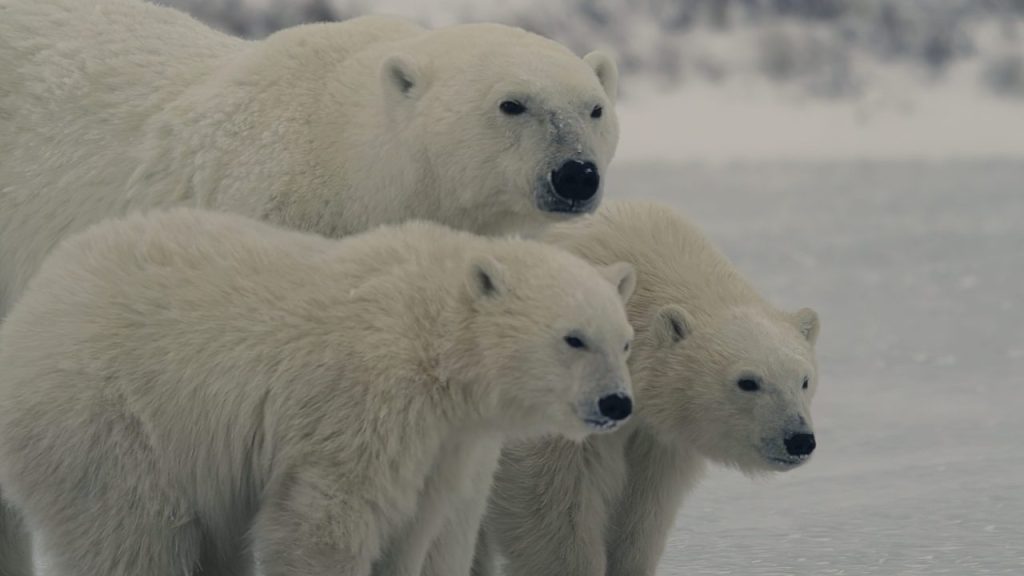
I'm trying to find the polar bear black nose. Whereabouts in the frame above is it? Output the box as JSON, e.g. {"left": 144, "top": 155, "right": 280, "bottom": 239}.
{"left": 597, "top": 393, "right": 632, "bottom": 421}
{"left": 551, "top": 160, "right": 600, "bottom": 202}
{"left": 784, "top": 433, "right": 816, "bottom": 457}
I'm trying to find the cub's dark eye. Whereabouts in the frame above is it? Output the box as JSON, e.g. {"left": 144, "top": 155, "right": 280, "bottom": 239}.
{"left": 565, "top": 335, "right": 586, "bottom": 349}
{"left": 737, "top": 378, "right": 760, "bottom": 392}
{"left": 624, "top": 341, "right": 631, "bottom": 352}
{"left": 500, "top": 100, "right": 527, "bottom": 115}
{"left": 802, "top": 378, "right": 809, "bottom": 390}
{"left": 591, "top": 105, "right": 603, "bottom": 119}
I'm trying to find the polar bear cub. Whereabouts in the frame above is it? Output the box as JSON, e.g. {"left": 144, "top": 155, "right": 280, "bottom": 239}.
{"left": 0, "top": 210, "right": 636, "bottom": 576}
{"left": 477, "top": 201, "right": 821, "bottom": 576}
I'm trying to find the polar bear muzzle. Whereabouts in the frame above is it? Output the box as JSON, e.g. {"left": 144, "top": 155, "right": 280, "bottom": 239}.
{"left": 551, "top": 160, "right": 600, "bottom": 203}
{"left": 597, "top": 392, "right": 633, "bottom": 421}
{"left": 539, "top": 160, "right": 602, "bottom": 214}
{"left": 763, "top": 424, "right": 817, "bottom": 468}
{"left": 784, "top": 432, "right": 816, "bottom": 457}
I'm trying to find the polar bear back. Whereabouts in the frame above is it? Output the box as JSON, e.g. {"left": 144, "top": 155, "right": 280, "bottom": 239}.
{"left": 0, "top": 5, "right": 425, "bottom": 315}
{"left": 0, "top": 213, "right": 469, "bottom": 520}
{"left": 1, "top": 211, "right": 479, "bottom": 390}
{"left": 0, "top": 0, "right": 238, "bottom": 314}
{"left": 543, "top": 200, "right": 768, "bottom": 326}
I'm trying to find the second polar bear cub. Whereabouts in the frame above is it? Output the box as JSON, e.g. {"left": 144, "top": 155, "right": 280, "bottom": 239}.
{"left": 0, "top": 210, "right": 636, "bottom": 576}
{"left": 478, "top": 201, "right": 821, "bottom": 576}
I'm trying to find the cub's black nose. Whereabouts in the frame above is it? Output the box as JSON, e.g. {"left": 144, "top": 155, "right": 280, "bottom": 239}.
{"left": 551, "top": 160, "right": 600, "bottom": 202}
{"left": 597, "top": 393, "right": 632, "bottom": 422}
{"left": 784, "top": 433, "right": 816, "bottom": 457}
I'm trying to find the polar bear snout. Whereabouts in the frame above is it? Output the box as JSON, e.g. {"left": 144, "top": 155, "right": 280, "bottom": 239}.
{"left": 580, "top": 389, "right": 633, "bottom": 432}
{"left": 760, "top": 424, "right": 816, "bottom": 469}
{"left": 784, "top": 432, "right": 816, "bottom": 457}
{"left": 597, "top": 392, "right": 632, "bottom": 422}
{"left": 550, "top": 160, "right": 600, "bottom": 203}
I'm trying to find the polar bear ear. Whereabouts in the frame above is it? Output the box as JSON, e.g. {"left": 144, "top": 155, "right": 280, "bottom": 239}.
{"left": 584, "top": 50, "right": 618, "bottom": 102}
{"left": 467, "top": 256, "right": 508, "bottom": 300}
{"left": 597, "top": 262, "right": 636, "bottom": 303}
{"left": 792, "top": 307, "right": 820, "bottom": 345}
{"left": 651, "top": 304, "right": 692, "bottom": 346}
{"left": 380, "top": 54, "right": 422, "bottom": 100}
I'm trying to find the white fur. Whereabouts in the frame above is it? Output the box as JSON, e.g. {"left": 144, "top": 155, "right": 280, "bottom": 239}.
{"left": 0, "top": 210, "right": 635, "bottom": 576}
{"left": 0, "top": 0, "right": 619, "bottom": 318}
{"left": 479, "top": 201, "right": 822, "bottom": 576}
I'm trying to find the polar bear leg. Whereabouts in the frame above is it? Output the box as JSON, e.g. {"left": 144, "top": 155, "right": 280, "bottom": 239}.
{"left": 421, "top": 441, "right": 502, "bottom": 576}
{"left": 0, "top": 499, "right": 33, "bottom": 576}
{"left": 5, "top": 406, "right": 204, "bottom": 576}
{"left": 253, "top": 471, "right": 375, "bottom": 576}
{"left": 469, "top": 527, "right": 496, "bottom": 576}
{"left": 420, "top": 493, "right": 490, "bottom": 576}
{"left": 377, "top": 435, "right": 501, "bottom": 576}
{"left": 486, "top": 440, "right": 613, "bottom": 576}
{"left": 30, "top": 482, "right": 203, "bottom": 576}
{"left": 373, "top": 491, "right": 449, "bottom": 576}
{"left": 605, "top": 430, "right": 699, "bottom": 576}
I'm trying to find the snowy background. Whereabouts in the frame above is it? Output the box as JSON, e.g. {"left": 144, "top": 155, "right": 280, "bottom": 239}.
{"left": 156, "top": 0, "right": 1024, "bottom": 162}
{"left": 145, "top": 2, "right": 1023, "bottom": 574}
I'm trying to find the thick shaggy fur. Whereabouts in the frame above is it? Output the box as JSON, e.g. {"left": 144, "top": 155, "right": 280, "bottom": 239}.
{"left": 0, "top": 210, "right": 635, "bottom": 576}
{"left": 0, "top": 0, "right": 619, "bottom": 317}
{"left": 477, "top": 201, "right": 822, "bottom": 576}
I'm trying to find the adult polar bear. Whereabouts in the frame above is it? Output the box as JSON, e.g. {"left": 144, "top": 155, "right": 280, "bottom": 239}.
{"left": 477, "top": 201, "right": 821, "bottom": 576}
{"left": 0, "top": 0, "right": 619, "bottom": 318}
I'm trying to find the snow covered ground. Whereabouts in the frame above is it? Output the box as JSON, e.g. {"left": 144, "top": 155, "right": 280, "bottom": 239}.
{"left": 602, "top": 161, "right": 1024, "bottom": 575}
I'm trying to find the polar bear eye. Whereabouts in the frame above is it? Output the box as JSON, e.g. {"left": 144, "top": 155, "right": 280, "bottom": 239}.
{"left": 737, "top": 378, "right": 761, "bottom": 392}
{"left": 500, "top": 100, "right": 527, "bottom": 116}
{"left": 564, "top": 335, "right": 586, "bottom": 349}
{"left": 591, "top": 105, "right": 603, "bottom": 119}
{"left": 802, "top": 378, "right": 809, "bottom": 390}
{"left": 623, "top": 341, "right": 630, "bottom": 352}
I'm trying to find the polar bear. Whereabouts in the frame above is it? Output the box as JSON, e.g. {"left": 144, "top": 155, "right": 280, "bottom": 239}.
{"left": 0, "top": 210, "right": 637, "bottom": 576}
{"left": 476, "top": 201, "right": 822, "bottom": 576}
{"left": 0, "top": 0, "right": 619, "bottom": 318}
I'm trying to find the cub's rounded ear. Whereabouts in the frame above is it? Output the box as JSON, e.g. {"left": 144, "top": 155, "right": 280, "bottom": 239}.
{"left": 466, "top": 255, "right": 507, "bottom": 300}
{"left": 793, "top": 307, "right": 820, "bottom": 345}
{"left": 584, "top": 50, "right": 618, "bottom": 102}
{"left": 598, "top": 261, "right": 636, "bottom": 303}
{"left": 380, "top": 54, "right": 423, "bottom": 102}
{"left": 651, "top": 304, "right": 693, "bottom": 346}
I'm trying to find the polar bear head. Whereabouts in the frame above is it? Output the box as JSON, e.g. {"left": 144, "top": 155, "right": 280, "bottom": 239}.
{"left": 639, "top": 304, "right": 820, "bottom": 473}
{"left": 453, "top": 244, "right": 635, "bottom": 440}
{"left": 541, "top": 200, "right": 821, "bottom": 472}
{"left": 380, "top": 23, "right": 619, "bottom": 235}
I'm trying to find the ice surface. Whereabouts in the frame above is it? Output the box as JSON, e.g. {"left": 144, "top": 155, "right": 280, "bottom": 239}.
{"left": 602, "top": 160, "right": 1024, "bottom": 575}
